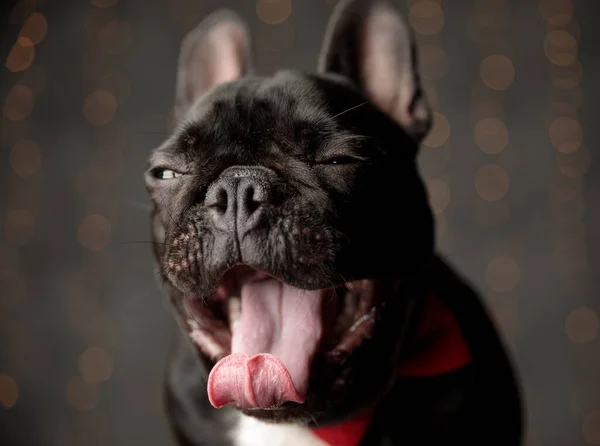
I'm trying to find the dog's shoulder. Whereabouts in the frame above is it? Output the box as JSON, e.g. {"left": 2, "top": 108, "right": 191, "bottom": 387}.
{"left": 230, "top": 414, "right": 326, "bottom": 446}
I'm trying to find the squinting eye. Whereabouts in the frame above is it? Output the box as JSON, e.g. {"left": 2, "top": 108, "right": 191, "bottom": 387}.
{"left": 319, "top": 155, "right": 364, "bottom": 165}
{"left": 153, "top": 168, "right": 184, "bottom": 180}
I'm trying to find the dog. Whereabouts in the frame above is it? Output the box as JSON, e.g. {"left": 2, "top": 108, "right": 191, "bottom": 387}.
{"left": 145, "top": 0, "right": 524, "bottom": 444}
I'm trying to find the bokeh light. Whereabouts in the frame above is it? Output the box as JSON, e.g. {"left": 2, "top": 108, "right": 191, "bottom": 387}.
{"left": 10, "top": 140, "right": 42, "bottom": 178}
{"left": 79, "top": 347, "right": 114, "bottom": 383}
{"left": 474, "top": 164, "right": 510, "bottom": 201}
{"left": 549, "top": 60, "right": 582, "bottom": 89}
{"left": 557, "top": 146, "right": 591, "bottom": 179}
{"left": 4, "top": 209, "right": 35, "bottom": 245}
{"left": 485, "top": 255, "right": 520, "bottom": 292}
{"left": 480, "top": 55, "right": 515, "bottom": 91}
{"left": 474, "top": 117, "right": 509, "bottom": 154}
{"left": 544, "top": 30, "right": 578, "bottom": 67}
{"left": 256, "top": 0, "right": 292, "bottom": 25}
{"left": 3, "top": 84, "right": 34, "bottom": 121}
{"left": 539, "top": 0, "right": 573, "bottom": 27}
{"left": 565, "top": 307, "right": 599, "bottom": 344}
{"left": 20, "top": 12, "right": 48, "bottom": 45}
{"left": 5, "top": 37, "right": 35, "bottom": 73}
{"left": 83, "top": 90, "right": 117, "bottom": 126}
{"left": 78, "top": 214, "right": 112, "bottom": 251}
{"left": 0, "top": 374, "right": 19, "bottom": 409}
{"left": 549, "top": 116, "right": 582, "bottom": 153}
{"left": 422, "top": 112, "right": 450, "bottom": 148}
{"left": 66, "top": 376, "right": 100, "bottom": 411}
{"left": 409, "top": 1, "right": 444, "bottom": 36}
{"left": 426, "top": 178, "right": 451, "bottom": 214}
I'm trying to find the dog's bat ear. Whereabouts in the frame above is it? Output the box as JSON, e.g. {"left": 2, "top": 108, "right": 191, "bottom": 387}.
{"left": 318, "top": 0, "right": 431, "bottom": 143}
{"left": 175, "top": 10, "right": 252, "bottom": 118}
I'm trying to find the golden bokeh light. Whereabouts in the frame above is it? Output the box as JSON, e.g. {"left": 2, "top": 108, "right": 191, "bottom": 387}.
{"left": 474, "top": 117, "right": 509, "bottom": 154}
{"left": 99, "top": 20, "right": 134, "bottom": 55}
{"left": 557, "top": 146, "right": 591, "bottom": 179}
{"left": 480, "top": 55, "right": 515, "bottom": 91}
{"left": 5, "top": 37, "right": 35, "bottom": 73}
{"left": 92, "top": 0, "right": 120, "bottom": 7}
{"left": 583, "top": 410, "right": 600, "bottom": 445}
{"left": 539, "top": 0, "right": 573, "bottom": 27}
{"left": 565, "top": 307, "right": 599, "bottom": 344}
{"left": 544, "top": 30, "right": 577, "bottom": 67}
{"left": 0, "top": 269, "right": 26, "bottom": 309}
{"left": 474, "top": 164, "right": 510, "bottom": 201}
{"left": 423, "top": 112, "right": 450, "bottom": 148}
{"left": 10, "top": 140, "right": 42, "bottom": 178}
{"left": 3, "top": 84, "right": 34, "bottom": 121}
{"left": 78, "top": 214, "right": 112, "bottom": 251}
{"left": 20, "top": 12, "right": 48, "bottom": 45}
{"left": 485, "top": 255, "right": 520, "bottom": 292}
{"left": 256, "top": 0, "right": 292, "bottom": 25}
{"left": 83, "top": 90, "right": 118, "bottom": 126}
{"left": 0, "top": 374, "right": 19, "bottom": 409}
{"left": 549, "top": 116, "right": 582, "bottom": 153}
{"left": 4, "top": 209, "right": 35, "bottom": 245}
{"left": 409, "top": 1, "right": 444, "bottom": 35}
{"left": 426, "top": 178, "right": 451, "bottom": 214}
{"left": 419, "top": 44, "right": 449, "bottom": 79}
{"left": 66, "top": 376, "right": 100, "bottom": 411}
{"left": 549, "top": 61, "right": 582, "bottom": 89}
{"left": 79, "top": 347, "right": 114, "bottom": 383}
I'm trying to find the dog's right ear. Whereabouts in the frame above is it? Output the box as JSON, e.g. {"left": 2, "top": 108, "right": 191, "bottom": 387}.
{"left": 318, "top": 0, "right": 431, "bottom": 144}
{"left": 175, "top": 10, "right": 252, "bottom": 119}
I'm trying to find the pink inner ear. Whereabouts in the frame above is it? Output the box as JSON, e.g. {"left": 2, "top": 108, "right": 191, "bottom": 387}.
{"left": 361, "top": 5, "right": 415, "bottom": 129}
{"left": 207, "top": 25, "right": 244, "bottom": 87}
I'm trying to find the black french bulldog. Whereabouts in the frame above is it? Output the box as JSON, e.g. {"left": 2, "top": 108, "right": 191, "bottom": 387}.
{"left": 145, "top": 0, "right": 524, "bottom": 444}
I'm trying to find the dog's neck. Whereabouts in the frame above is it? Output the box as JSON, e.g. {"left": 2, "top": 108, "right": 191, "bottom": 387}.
{"left": 230, "top": 290, "right": 472, "bottom": 446}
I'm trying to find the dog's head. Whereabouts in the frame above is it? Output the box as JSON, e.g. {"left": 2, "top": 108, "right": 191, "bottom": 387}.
{"left": 146, "top": 0, "right": 434, "bottom": 425}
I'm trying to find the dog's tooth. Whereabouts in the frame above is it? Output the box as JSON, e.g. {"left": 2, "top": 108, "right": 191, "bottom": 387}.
{"left": 228, "top": 297, "right": 241, "bottom": 332}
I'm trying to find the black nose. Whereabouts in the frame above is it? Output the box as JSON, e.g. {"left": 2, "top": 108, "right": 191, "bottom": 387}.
{"left": 205, "top": 167, "right": 273, "bottom": 235}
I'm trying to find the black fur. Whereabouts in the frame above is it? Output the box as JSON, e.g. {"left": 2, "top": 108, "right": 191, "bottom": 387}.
{"left": 145, "top": 0, "right": 523, "bottom": 444}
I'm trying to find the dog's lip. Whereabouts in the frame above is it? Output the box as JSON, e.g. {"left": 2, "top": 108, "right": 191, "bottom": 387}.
{"left": 182, "top": 267, "right": 382, "bottom": 368}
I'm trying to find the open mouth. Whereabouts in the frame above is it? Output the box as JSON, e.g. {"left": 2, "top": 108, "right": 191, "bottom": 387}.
{"left": 183, "top": 265, "right": 381, "bottom": 411}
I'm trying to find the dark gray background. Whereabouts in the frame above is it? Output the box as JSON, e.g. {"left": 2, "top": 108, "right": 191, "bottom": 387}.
{"left": 1, "top": 0, "right": 598, "bottom": 445}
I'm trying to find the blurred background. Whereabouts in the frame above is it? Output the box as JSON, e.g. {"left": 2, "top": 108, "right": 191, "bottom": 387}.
{"left": 0, "top": 0, "right": 598, "bottom": 445}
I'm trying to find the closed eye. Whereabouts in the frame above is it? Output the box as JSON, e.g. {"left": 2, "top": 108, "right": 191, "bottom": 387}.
{"left": 151, "top": 167, "right": 185, "bottom": 180}
{"left": 317, "top": 155, "right": 367, "bottom": 165}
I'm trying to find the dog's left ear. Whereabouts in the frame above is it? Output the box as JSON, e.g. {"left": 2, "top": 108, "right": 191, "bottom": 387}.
{"left": 318, "top": 0, "right": 431, "bottom": 143}
{"left": 175, "top": 10, "right": 252, "bottom": 118}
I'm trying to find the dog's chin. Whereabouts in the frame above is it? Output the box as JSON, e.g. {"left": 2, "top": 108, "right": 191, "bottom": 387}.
{"left": 170, "top": 263, "right": 408, "bottom": 425}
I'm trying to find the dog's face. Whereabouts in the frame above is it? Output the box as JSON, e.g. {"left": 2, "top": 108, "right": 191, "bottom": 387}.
{"left": 146, "top": 0, "right": 434, "bottom": 425}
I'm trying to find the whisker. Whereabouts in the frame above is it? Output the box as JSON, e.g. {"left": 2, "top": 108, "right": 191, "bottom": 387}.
{"left": 330, "top": 101, "right": 368, "bottom": 119}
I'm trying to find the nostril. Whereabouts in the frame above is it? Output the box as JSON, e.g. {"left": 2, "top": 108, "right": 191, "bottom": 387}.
{"left": 207, "top": 187, "right": 228, "bottom": 214}
{"left": 243, "top": 184, "right": 261, "bottom": 215}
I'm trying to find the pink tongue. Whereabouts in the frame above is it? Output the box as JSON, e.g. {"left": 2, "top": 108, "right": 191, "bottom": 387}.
{"left": 207, "top": 279, "right": 323, "bottom": 409}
